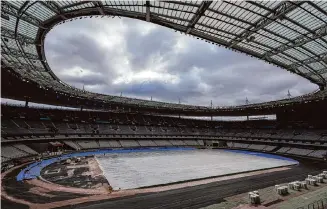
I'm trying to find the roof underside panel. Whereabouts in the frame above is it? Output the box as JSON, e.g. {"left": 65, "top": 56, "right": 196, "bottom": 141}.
{"left": 1, "top": 0, "right": 327, "bottom": 109}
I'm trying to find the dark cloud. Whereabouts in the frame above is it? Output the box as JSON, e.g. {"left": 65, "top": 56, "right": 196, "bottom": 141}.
{"left": 45, "top": 20, "right": 121, "bottom": 86}
{"left": 44, "top": 17, "right": 317, "bottom": 107}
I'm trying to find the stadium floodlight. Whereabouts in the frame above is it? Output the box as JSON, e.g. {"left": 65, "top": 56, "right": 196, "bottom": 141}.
{"left": 287, "top": 90, "right": 292, "bottom": 100}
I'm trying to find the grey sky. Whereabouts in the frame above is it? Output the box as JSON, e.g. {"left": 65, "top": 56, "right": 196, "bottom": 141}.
{"left": 44, "top": 17, "right": 317, "bottom": 107}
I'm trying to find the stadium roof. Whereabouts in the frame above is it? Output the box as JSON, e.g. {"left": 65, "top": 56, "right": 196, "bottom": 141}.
{"left": 1, "top": 0, "right": 327, "bottom": 110}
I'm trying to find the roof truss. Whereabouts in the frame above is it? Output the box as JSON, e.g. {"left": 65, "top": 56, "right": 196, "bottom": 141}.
{"left": 93, "top": 1, "right": 105, "bottom": 15}
{"left": 229, "top": 1, "right": 303, "bottom": 48}
{"left": 264, "top": 24, "right": 327, "bottom": 58}
{"left": 2, "top": 46, "right": 39, "bottom": 60}
{"left": 40, "top": 1, "right": 68, "bottom": 20}
{"left": 1, "top": 0, "right": 326, "bottom": 109}
{"left": 186, "top": 1, "right": 212, "bottom": 34}
{"left": 304, "top": 68, "right": 327, "bottom": 76}
{"left": 1, "top": 1, "right": 46, "bottom": 29}
{"left": 1, "top": 28, "right": 35, "bottom": 44}
{"left": 290, "top": 52, "right": 327, "bottom": 68}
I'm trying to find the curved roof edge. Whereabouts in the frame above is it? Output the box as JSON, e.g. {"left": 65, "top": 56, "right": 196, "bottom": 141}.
{"left": 2, "top": 1, "right": 327, "bottom": 112}
{"left": 2, "top": 63, "right": 327, "bottom": 117}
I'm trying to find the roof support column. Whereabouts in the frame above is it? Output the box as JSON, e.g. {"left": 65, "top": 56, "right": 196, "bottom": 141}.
{"left": 25, "top": 96, "right": 29, "bottom": 108}
{"left": 146, "top": 1, "right": 151, "bottom": 22}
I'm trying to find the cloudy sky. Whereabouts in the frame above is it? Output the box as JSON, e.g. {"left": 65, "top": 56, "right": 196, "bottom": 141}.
{"left": 44, "top": 17, "right": 317, "bottom": 107}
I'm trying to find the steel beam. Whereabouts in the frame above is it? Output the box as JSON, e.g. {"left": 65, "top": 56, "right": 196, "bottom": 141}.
{"left": 290, "top": 52, "right": 327, "bottom": 68}
{"left": 205, "top": 1, "right": 319, "bottom": 60}
{"left": 9, "top": 61, "right": 44, "bottom": 72}
{"left": 146, "top": 4, "right": 195, "bottom": 14}
{"left": 61, "top": 1, "right": 92, "bottom": 10}
{"left": 93, "top": 1, "right": 105, "bottom": 15}
{"left": 2, "top": 47, "right": 39, "bottom": 60}
{"left": 229, "top": 1, "right": 302, "bottom": 48}
{"left": 263, "top": 24, "right": 327, "bottom": 58}
{"left": 1, "top": 13, "right": 10, "bottom": 20}
{"left": 1, "top": 1, "right": 17, "bottom": 17}
{"left": 249, "top": 1, "right": 327, "bottom": 47}
{"left": 161, "top": 1, "right": 199, "bottom": 8}
{"left": 307, "top": 2, "right": 327, "bottom": 18}
{"left": 192, "top": 27, "right": 323, "bottom": 85}
{"left": 304, "top": 68, "right": 327, "bottom": 76}
{"left": 1, "top": 27, "right": 35, "bottom": 44}
{"left": 185, "top": 1, "right": 212, "bottom": 34}
{"left": 152, "top": 12, "right": 187, "bottom": 22}
{"left": 1, "top": 1, "right": 46, "bottom": 29}
{"left": 41, "top": 1, "right": 67, "bottom": 20}
{"left": 1, "top": 1, "right": 323, "bottom": 87}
